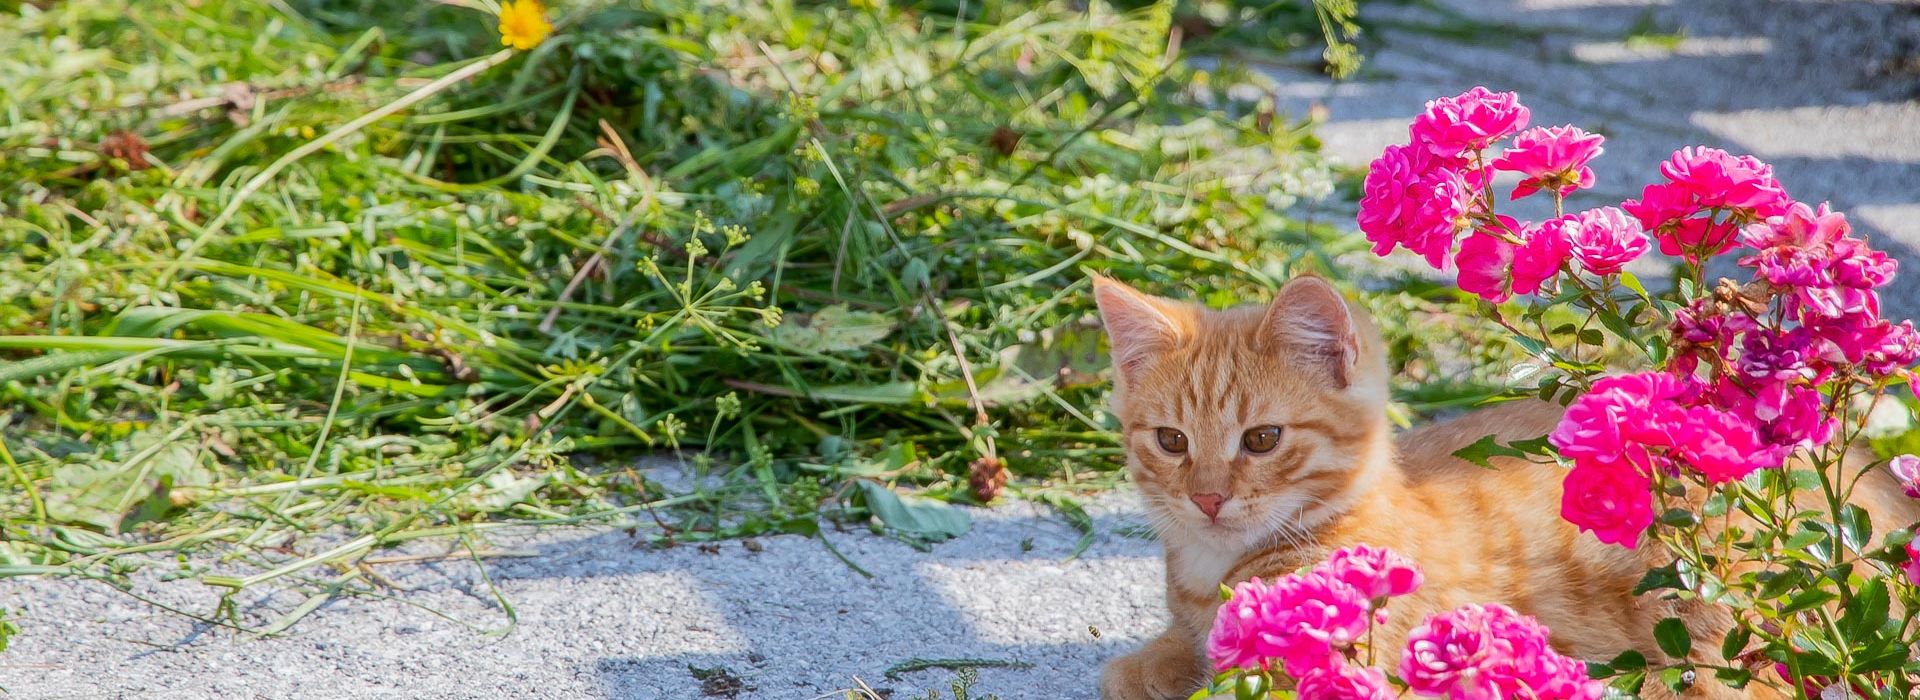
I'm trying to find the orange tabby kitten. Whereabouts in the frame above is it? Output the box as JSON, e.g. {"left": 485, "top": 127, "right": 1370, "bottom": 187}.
{"left": 1091, "top": 274, "right": 1920, "bottom": 700}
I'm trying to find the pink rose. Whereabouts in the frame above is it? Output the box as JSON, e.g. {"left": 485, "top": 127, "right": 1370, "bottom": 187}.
{"left": 1559, "top": 463, "right": 1654, "bottom": 548}
{"left": 1888, "top": 454, "right": 1920, "bottom": 499}
{"left": 1905, "top": 540, "right": 1920, "bottom": 588}
{"left": 1400, "top": 604, "right": 1603, "bottom": 700}
{"left": 1411, "top": 87, "right": 1531, "bottom": 156}
{"left": 1455, "top": 218, "right": 1565, "bottom": 302}
{"left": 1206, "top": 572, "right": 1372, "bottom": 677}
{"left": 1295, "top": 663, "right": 1395, "bottom": 700}
{"left": 1658, "top": 146, "right": 1790, "bottom": 215}
{"left": 1320, "top": 544, "right": 1424, "bottom": 600}
{"left": 1554, "top": 207, "right": 1649, "bottom": 275}
{"left": 1672, "top": 407, "right": 1780, "bottom": 484}
{"left": 1492, "top": 125, "right": 1604, "bottom": 200}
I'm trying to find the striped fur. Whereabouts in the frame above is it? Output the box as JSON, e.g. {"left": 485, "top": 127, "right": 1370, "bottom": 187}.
{"left": 1089, "top": 276, "right": 1915, "bottom": 700}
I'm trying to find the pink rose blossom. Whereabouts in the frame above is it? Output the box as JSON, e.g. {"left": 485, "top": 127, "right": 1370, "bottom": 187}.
{"left": 1455, "top": 229, "right": 1519, "bottom": 303}
{"left": 1359, "top": 144, "right": 1433, "bottom": 256}
{"left": 1400, "top": 604, "right": 1603, "bottom": 700}
{"left": 1861, "top": 320, "right": 1920, "bottom": 376}
{"left": 1320, "top": 545, "right": 1424, "bottom": 601}
{"left": 1296, "top": 663, "right": 1395, "bottom": 700}
{"left": 1554, "top": 207, "right": 1648, "bottom": 275}
{"left": 1492, "top": 125, "right": 1604, "bottom": 200}
{"left": 1512, "top": 222, "right": 1572, "bottom": 296}
{"left": 1736, "top": 328, "right": 1825, "bottom": 383}
{"left": 1658, "top": 146, "right": 1790, "bottom": 215}
{"left": 1559, "top": 463, "right": 1655, "bottom": 548}
{"left": 1905, "top": 540, "right": 1920, "bottom": 588}
{"left": 1206, "top": 572, "right": 1372, "bottom": 677}
{"left": 1621, "top": 182, "right": 1695, "bottom": 234}
{"left": 1549, "top": 372, "right": 1694, "bottom": 467}
{"left": 1828, "top": 238, "right": 1897, "bottom": 289}
{"left": 1358, "top": 143, "right": 1474, "bottom": 269}
{"left": 1887, "top": 454, "right": 1920, "bottom": 499}
{"left": 1741, "top": 201, "right": 1849, "bottom": 251}
{"left": 1455, "top": 218, "right": 1566, "bottom": 303}
{"left": 1672, "top": 407, "right": 1780, "bottom": 483}
{"left": 1703, "top": 379, "right": 1834, "bottom": 456}
{"left": 1411, "top": 87, "right": 1531, "bottom": 156}
{"left": 1671, "top": 297, "right": 1757, "bottom": 347}
{"left": 1625, "top": 147, "right": 1789, "bottom": 261}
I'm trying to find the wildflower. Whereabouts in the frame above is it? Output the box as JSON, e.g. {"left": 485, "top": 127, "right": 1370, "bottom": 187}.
{"left": 497, "top": 0, "right": 554, "bottom": 51}
{"left": 1559, "top": 462, "right": 1654, "bottom": 548}
{"left": 1554, "top": 207, "right": 1648, "bottom": 275}
{"left": 1399, "top": 604, "right": 1602, "bottom": 699}
{"left": 1491, "top": 125, "right": 1604, "bottom": 200}
{"left": 1410, "top": 87, "right": 1530, "bottom": 156}
{"left": 1295, "top": 663, "right": 1395, "bottom": 700}
{"left": 1889, "top": 454, "right": 1920, "bottom": 499}
{"left": 1206, "top": 572, "right": 1372, "bottom": 677}
{"left": 1319, "top": 545, "right": 1424, "bottom": 601}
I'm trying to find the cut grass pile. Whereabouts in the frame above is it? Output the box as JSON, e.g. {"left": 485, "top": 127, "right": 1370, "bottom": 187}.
{"left": 0, "top": 0, "right": 1518, "bottom": 629}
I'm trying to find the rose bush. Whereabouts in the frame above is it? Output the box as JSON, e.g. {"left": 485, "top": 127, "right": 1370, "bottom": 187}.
{"left": 1194, "top": 546, "right": 1603, "bottom": 700}
{"left": 1352, "top": 87, "right": 1920, "bottom": 699}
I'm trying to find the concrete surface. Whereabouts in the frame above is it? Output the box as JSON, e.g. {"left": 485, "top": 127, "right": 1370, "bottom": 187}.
{"left": 2, "top": 492, "right": 1161, "bottom": 699}
{"left": 1268, "top": 0, "right": 1920, "bottom": 314}
{"left": 6, "top": 1, "right": 1920, "bottom": 699}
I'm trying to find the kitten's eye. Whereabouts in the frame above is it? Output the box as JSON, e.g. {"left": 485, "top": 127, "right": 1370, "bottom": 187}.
{"left": 1242, "top": 426, "right": 1283, "bottom": 454}
{"left": 1154, "top": 428, "right": 1188, "bottom": 454}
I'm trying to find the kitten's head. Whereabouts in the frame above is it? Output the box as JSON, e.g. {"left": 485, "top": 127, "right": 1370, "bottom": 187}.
{"left": 1093, "top": 275, "right": 1391, "bottom": 540}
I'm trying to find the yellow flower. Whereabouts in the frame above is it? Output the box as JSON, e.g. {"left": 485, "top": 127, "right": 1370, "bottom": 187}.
{"left": 497, "top": 0, "right": 552, "bottom": 51}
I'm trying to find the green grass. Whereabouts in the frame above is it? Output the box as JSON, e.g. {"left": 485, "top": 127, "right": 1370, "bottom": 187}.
{"left": 0, "top": 0, "right": 1516, "bottom": 631}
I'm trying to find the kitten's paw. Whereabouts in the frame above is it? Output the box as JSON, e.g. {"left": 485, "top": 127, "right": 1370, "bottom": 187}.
{"left": 1099, "top": 644, "right": 1202, "bottom": 700}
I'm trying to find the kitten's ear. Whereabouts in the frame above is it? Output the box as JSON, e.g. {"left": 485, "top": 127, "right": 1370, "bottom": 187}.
{"left": 1092, "top": 275, "right": 1185, "bottom": 381}
{"left": 1263, "top": 276, "right": 1360, "bottom": 388}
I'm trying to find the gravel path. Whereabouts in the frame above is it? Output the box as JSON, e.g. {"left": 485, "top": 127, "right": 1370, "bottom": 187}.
{"left": 6, "top": 2, "right": 1918, "bottom": 699}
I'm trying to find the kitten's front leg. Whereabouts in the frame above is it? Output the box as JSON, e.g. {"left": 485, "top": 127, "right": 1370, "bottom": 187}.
{"left": 1099, "top": 631, "right": 1205, "bottom": 700}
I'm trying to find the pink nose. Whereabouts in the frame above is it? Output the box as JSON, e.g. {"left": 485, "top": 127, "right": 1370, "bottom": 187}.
{"left": 1190, "top": 493, "right": 1227, "bottom": 521}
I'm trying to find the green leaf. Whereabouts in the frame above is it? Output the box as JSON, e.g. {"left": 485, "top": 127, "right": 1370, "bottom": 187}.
{"left": 1450, "top": 434, "right": 1527, "bottom": 469}
{"left": 1837, "top": 504, "right": 1871, "bottom": 553}
{"left": 1618, "top": 271, "right": 1650, "bottom": 299}
{"left": 771, "top": 304, "right": 895, "bottom": 353}
{"left": 1712, "top": 666, "right": 1751, "bottom": 689}
{"left": 1779, "top": 589, "right": 1836, "bottom": 615}
{"left": 1720, "top": 625, "right": 1751, "bottom": 662}
{"left": 1658, "top": 508, "right": 1699, "bottom": 528}
{"left": 1840, "top": 577, "right": 1889, "bottom": 639}
{"left": 1659, "top": 665, "right": 1693, "bottom": 692}
{"left": 1655, "top": 618, "right": 1692, "bottom": 658}
{"left": 1757, "top": 568, "right": 1805, "bottom": 600}
{"left": 854, "top": 481, "right": 970, "bottom": 542}
{"left": 1783, "top": 527, "right": 1825, "bottom": 551}
{"left": 1633, "top": 565, "right": 1683, "bottom": 595}
{"left": 1606, "top": 649, "right": 1648, "bottom": 671}
{"left": 1608, "top": 669, "right": 1646, "bottom": 694}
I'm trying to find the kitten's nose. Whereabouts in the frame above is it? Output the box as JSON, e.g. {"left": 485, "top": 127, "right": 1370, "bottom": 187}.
{"left": 1189, "top": 493, "right": 1227, "bottom": 521}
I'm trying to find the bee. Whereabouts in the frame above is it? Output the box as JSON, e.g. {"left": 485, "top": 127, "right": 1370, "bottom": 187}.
{"left": 1088, "top": 625, "right": 1102, "bottom": 639}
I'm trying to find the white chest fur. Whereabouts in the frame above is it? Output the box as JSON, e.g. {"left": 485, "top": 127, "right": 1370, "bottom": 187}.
{"left": 1167, "top": 531, "right": 1247, "bottom": 594}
